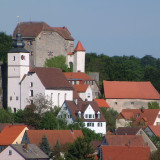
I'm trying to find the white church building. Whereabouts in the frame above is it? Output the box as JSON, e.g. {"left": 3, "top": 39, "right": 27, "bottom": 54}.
{"left": 7, "top": 26, "right": 86, "bottom": 112}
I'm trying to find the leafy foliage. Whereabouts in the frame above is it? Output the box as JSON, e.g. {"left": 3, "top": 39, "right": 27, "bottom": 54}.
{"left": 151, "top": 136, "right": 160, "bottom": 150}
{"left": 150, "top": 150, "right": 160, "bottom": 160}
{"left": 0, "top": 108, "right": 14, "bottom": 123}
{"left": 65, "top": 137, "right": 95, "bottom": 160}
{"left": 148, "top": 102, "right": 160, "bottom": 109}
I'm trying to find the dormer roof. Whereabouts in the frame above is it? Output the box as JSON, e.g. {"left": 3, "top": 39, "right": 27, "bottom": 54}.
{"left": 74, "top": 41, "right": 85, "bottom": 52}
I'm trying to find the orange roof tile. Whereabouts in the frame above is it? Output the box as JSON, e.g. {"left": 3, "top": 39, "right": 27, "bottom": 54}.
{"left": 64, "top": 72, "right": 94, "bottom": 81}
{"left": 26, "top": 130, "right": 83, "bottom": 149}
{"left": 67, "top": 52, "right": 74, "bottom": 55}
{"left": 73, "top": 84, "right": 89, "bottom": 93}
{"left": 74, "top": 41, "right": 85, "bottom": 52}
{"left": 148, "top": 125, "right": 160, "bottom": 137}
{"left": 101, "top": 146, "right": 151, "bottom": 160}
{"left": 0, "top": 125, "right": 27, "bottom": 145}
{"left": 94, "top": 99, "right": 110, "bottom": 108}
{"left": 103, "top": 81, "right": 160, "bottom": 99}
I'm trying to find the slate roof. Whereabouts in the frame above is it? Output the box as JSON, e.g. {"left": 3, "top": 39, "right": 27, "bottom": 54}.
{"left": 25, "top": 130, "right": 83, "bottom": 149}
{"left": 0, "top": 125, "right": 27, "bottom": 145}
{"left": 65, "top": 100, "right": 106, "bottom": 122}
{"left": 73, "top": 84, "right": 89, "bottom": 93}
{"left": 13, "top": 22, "right": 74, "bottom": 40}
{"left": 94, "top": 99, "right": 110, "bottom": 108}
{"left": 115, "top": 127, "right": 141, "bottom": 135}
{"left": 74, "top": 41, "right": 85, "bottom": 51}
{"left": 105, "top": 135, "right": 146, "bottom": 147}
{"left": 28, "top": 67, "right": 74, "bottom": 90}
{"left": 101, "top": 146, "right": 151, "bottom": 160}
{"left": 103, "top": 81, "right": 160, "bottom": 99}
{"left": 147, "top": 125, "right": 160, "bottom": 137}
{"left": 119, "top": 109, "right": 160, "bottom": 126}
{"left": 10, "top": 144, "right": 49, "bottom": 159}
{"left": 64, "top": 72, "right": 94, "bottom": 81}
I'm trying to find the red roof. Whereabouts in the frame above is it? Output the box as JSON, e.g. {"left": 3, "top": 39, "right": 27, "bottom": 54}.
{"left": 26, "top": 130, "right": 83, "bottom": 149}
{"left": 103, "top": 81, "right": 160, "bottom": 99}
{"left": 119, "top": 109, "right": 160, "bottom": 126}
{"left": 67, "top": 52, "right": 74, "bottom": 55}
{"left": 94, "top": 99, "right": 110, "bottom": 108}
{"left": 101, "top": 146, "right": 151, "bottom": 160}
{"left": 73, "top": 84, "right": 89, "bottom": 93}
{"left": 147, "top": 125, "right": 160, "bottom": 137}
{"left": 74, "top": 41, "right": 85, "bottom": 52}
{"left": 64, "top": 72, "right": 94, "bottom": 81}
{"left": 105, "top": 135, "right": 146, "bottom": 147}
{"left": 0, "top": 125, "right": 27, "bottom": 145}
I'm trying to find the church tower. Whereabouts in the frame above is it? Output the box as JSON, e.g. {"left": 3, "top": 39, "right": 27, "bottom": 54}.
{"left": 8, "top": 23, "right": 30, "bottom": 112}
{"left": 73, "top": 41, "right": 86, "bottom": 72}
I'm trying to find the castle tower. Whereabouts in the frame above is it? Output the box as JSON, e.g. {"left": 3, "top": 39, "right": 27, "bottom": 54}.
{"left": 8, "top": 24, "right": 30, "bottom": 112}
{"left": 73, "top": 41, "right": 86, "bottom": 72}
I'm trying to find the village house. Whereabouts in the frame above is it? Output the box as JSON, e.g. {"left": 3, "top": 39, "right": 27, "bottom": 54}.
{"left": 116, "top": 109, "right": 160, "bottom": 128}
{"left": 103, "top": 81, "right": 160, "bottom": 113}
{"left": 0, "top": 125, "right": 28, "bottom": 152}
{"left": 57, "top": 100, "right": 106, "bottom": 135}
{"left": 0, "top": 144, "right": 49, "bottom": 160}
{"left": 115, "top": 127, "right": 157, "bottom": 152}
{"left": 145, "top": 125, "right": 160, "bottom": 137}
{"left": 13, "top": 22, "right": 74, "bottom": 67}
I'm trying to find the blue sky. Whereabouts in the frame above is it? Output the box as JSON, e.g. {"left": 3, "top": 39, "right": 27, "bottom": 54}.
{"left": 1, "top": 0, "right": 160, "bottom": 58}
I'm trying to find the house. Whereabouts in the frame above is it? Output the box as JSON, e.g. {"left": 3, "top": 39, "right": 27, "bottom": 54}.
{"left": 100, "top": 145, "right": 151, "bottom": 160}
{"left": 20, "top": 67, "right": 74, "bottom": 109}
{"left": 64, "top": 72, "right": 100, "bottom": 99}
{"left": 94, "top": 99, "right": 110, "bottom": 108}
{"left": 103, "top": 81, "right": 160, "bottom": 112}
{"left": 13, "top": 22, "right": 74, "bottom": 67}
{"left": 21, "top": 130, "right": 83, "bottom": 149}
{"left": 116, "top": 109, "right": 160, "bottom": 128}
{"left": 57, "top": 100, "right": 106, "bottom": 134}
{"left": 73, "top": 84, "right": 93, "bottom": 101}
{"left": 102, "top": 135, "right": 147, "bottom": 147}
{"left": 0, "top": 125, "right": 28, "bottom": 152}
{"left": 115, "top": 127, "right": 157, "bottom": 152}
{"left": 145, "top": 125, "right": 160, "bottom": 137}
{"left": 0, "top": 144, "right": 49, "bottom": 160}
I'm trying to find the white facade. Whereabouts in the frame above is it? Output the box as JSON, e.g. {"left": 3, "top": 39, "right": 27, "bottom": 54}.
{"left": 67, "top": 54, "right": 74, "bottom": 68}
{"left": 8, "top": 52, "right": 30, "bottom": 111}
{"left": 73, "top": 50, "right": 85, "bottom": 73}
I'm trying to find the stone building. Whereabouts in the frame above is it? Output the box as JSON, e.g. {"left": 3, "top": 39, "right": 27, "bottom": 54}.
{"left": 13, "top": 22, "right": 74, "bottom": 67}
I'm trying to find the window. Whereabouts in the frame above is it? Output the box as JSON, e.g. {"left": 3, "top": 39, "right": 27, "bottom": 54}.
{"left": 115, "top": 102, "right": 118, "bottom": 105}
{"left": 97, "top": 122, "right": 102, "bottom": 127}
{"left": 89, "top": 114, "right": 92, "bottom": 118}
{"left": 85, "top": 114, "right": 88, "bottom": 118}
{"left": 30, "top": 100, "right": 33, "bottom": 104}
{"left": 63, "top": 107, "right": 67, "bottom": 110}
{"left": 9, "top": 150, "right": 12, "bottom": 155}
{"left": 158, "top": 114, "right": 160, "bottom": 118}
{"left": 48, "top": 51, "right": 53, "bottom": 56}
{"left": 131, "top": 102, "right": 134, "bottom": 105}
{"left": 156, "top": 122, "right": 160, "bottom": 126}
{"left": 27, "top": 41, "right": 32, "bottom": 45}
{"left": 29, "top": 90, "right": 33, "bottom": 97}
{"left": 137, "top": 113, "right": 140, "bottom": 117}
{"left": 14, "top": 108, "right": 16, "bottom": 113}
{"left": 30, "top": 82, "right": 33, "bottom": 87}
{"left": 30, "top": 51, "right": 33, "bottom": 56}
{"left": 10, "top": 96, "right": 12, "bottom": 101}
{"left": 87, "top": 93, "right": 90, "bottom": 98}
{"left": 16, "top": 96, "right": 18, "bottom": 100}
{"left": 97, "top": 112, "right": 100, "bottom": 119}
{"left": 87, "top": 123, "right": 94, "bottom": 127}
{"left": 13, "top": 56, "right": 15, "bottom": 61}
{"left": 92, "top": 123, "right": 94, "bottom": 127}
{"left": 74, "top": 81, "right": 76, "bottom": 85}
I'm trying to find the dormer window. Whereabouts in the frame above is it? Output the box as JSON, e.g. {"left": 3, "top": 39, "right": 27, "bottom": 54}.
{"left": 97, "top": 111, "right": 100, "bottom": 119}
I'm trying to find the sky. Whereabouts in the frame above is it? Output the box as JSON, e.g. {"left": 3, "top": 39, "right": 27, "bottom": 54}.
{"left": 1, "top": 0, "right": 160, "bottom": 58}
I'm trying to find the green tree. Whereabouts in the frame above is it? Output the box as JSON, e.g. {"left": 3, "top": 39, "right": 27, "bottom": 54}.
{"left": 150, "top": 150, "right": 160, "bottom": 160}
{"left": 39, "top": 134, "right": 52, "bottom": 157}
{"left": 0, "top": 108, "right": 14, "bottom": 123}
{"left": 45, "top": 55, "right": 69, "bottom": 72}
{"left": 151, "top": 136, "right": 160, "bottom": 150}
{"left": 65, "top": 137, "right": 95, "bottom": 160}
{"left": 0, "top": 32, "right": 12, "bottom": 62}
{"left": 100, "top": 107, "right": 118, "bottom": 131}
{"left": 148, "top": 102, "right": 160, "bottom": 109}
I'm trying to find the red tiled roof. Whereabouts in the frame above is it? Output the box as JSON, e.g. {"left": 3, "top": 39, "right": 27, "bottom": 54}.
{"left": 26, "top": 130, "right": 83, "bottom": 149}
{"left": 115, "top": 127, "right": 141, "bottom": 135}
{"left": 101, "top": 146, "right": 151, "bottom": 160}
{"left": 64, "top": 72, "right": 94, "bottom": 81}
{"left": 94, "top": 99, "right": 110, "bottom": 108}
{"left": 67, "top": 52, "right": 74, "bottom": 55}
{"left": 0, "top": 125, "right": 27, "bottom": 145}
{"left": 148, "top": 125, "right": 160, "bottom": 137}
{"left": 74, "top": 41, "right": 85, "bottom": 52}
{"left": 13, "top": 22, "right": 74, "bottom": 40}
{"left": 28, "top": 67, "right": 73, "bottom": 90}
{"left": 105, "top": 135, "right": 146, "bottom": 147}
{"left": 103, "top": 81, "right": 160, "bottom": 99}
{"left": 119, "top": 109, "right": 160, "bottom": 126}
{"left": 73, "top": 84, "right": 89, "bottom": 93}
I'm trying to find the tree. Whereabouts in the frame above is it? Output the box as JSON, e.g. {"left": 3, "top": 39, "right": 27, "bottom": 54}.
{"left": 148, "top": 102, "right": 160, "bottom": 109}
{"left": 151, "top": 136, "right": 160, "bottom": 150}
{"left": 45, "top": 55, "right": 69, "bottom": 72}
{"left": 0, "top": 32, "right": 12, "bottom": 62}
{"left": 39, "top": 134, "right": 52, "bottom": 157}
{"left": 65, "top": 137, "right": 95, "bottom": 160}
{"left": 100, "top": 107, "right": 118, "bottom": 131}
{"left": 0, "top": 108, "right": 14, "bottom": 123}
{"left": 150, "top": 150, "right": 160, "bottom": 160}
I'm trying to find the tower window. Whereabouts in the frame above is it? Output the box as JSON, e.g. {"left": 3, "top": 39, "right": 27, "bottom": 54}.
{"left": 16, "top": 96, "right": 18, "bottom": 100}
{"left": 30, "top": 82, "right": 33, "bottom": 87}
{"left": 13, "top": 56, "right": 15, "bottom": 61}
{"left": 10, "top": 96, "right": 12, "bottom": 101}
{"left": 29, "top": 90, "right": 33, "bottom": 97}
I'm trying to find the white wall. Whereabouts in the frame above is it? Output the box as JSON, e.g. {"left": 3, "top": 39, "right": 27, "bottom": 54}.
{"left": 67, "top": 54, "right": 74, "bottom": 67}
{"left": 153, "top": 111, "right": 160, "bottom": 125}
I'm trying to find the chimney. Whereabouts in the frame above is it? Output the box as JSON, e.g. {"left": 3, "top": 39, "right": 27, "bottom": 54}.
{"left": 74, "top": 99, "right": 78, "bottom": 105}
{"left": 24, "top": 143, "right": 28, "bottom": 150}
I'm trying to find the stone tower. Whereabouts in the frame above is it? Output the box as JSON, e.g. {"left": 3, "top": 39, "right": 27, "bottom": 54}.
{"left": 8, "top": 24, "right": 30, "bottom": 112}
{"left": 73, "top": 41, "right": 86, "bottom": 72}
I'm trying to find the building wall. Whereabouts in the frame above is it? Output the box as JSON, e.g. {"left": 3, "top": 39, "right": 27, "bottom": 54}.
{"left": 153, "top": 111, "right": 160, "bottom": 125}
{"left": 0, "top": 146, "right": 24, "bottom": 160}
{"left": 67, "top": 54, "right": 74, "bottom": 67}
{"left": 106, "top": 99, "right": 160, "bottom": 113}
{"left": 116, "top": 119, "right": 131, "bottom": 128}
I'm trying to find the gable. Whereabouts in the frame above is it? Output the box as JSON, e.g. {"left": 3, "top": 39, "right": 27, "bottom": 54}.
{"left": 84, "top": 104, "right": 95, "bottom": 115}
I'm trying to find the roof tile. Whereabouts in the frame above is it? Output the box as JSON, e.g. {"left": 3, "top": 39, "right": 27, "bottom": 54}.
{"left": 74, "top": 41, "right": 85, "bottom": 52}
